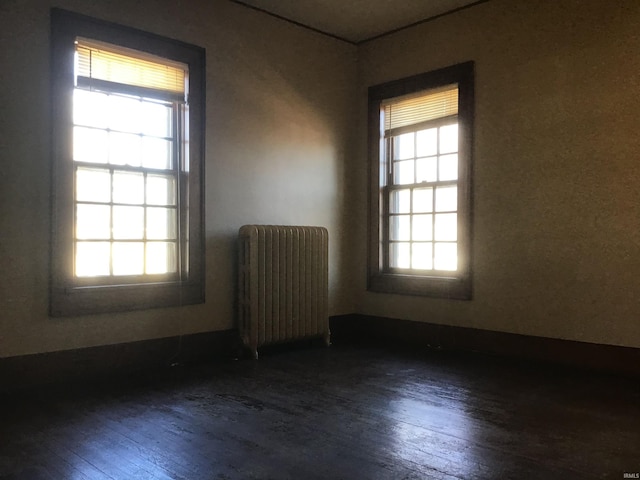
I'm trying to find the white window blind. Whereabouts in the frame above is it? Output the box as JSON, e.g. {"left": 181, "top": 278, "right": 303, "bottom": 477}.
{"left": 76, "top": 38, "right": 187, "bottom": 100}
{"left": 383, "top": 85, "right": 458, "bottom": 133}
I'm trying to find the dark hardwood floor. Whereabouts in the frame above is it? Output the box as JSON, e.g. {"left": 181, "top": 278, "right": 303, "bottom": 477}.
{"left": 1, "top": 343, "right": 639, "bottom": 479}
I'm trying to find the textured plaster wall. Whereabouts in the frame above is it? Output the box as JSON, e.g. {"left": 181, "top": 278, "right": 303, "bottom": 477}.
{"left": 0, "top": 0, "right": 357, "bottom": 357}
{"left": 354, "top": 0, "right": 640, "bottom": 347}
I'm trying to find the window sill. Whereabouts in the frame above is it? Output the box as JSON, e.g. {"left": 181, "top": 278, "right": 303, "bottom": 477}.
{"left": 50, "top": 280, "right": 203, "bottom": 317}
{"left": 368, "top": 272, "right": 471, "bottom": 300}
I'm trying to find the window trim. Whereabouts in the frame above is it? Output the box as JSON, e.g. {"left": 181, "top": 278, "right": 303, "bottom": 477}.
{"left": 50, "top": 9, "right": 206, "bottom": 316}
{"left": 367, "top": 62, "right": 474, "bottom": 299}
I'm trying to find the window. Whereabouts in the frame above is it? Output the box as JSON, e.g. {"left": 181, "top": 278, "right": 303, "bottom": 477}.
{"left": 50, "top": 9, "right": 205, "bottom": 316}
{"left": 368, "top": 62, "right": 474, "bottom": 299}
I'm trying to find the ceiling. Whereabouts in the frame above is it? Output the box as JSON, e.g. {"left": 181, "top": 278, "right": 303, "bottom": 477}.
{"left": 232, "top": 0, "right": 484, "bottom": 44}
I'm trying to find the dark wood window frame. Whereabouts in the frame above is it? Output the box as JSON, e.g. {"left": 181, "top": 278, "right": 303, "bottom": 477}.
{"left": 50, "top": 9, "right": 206, "bottom": 316}
{"left": 368, "top": 62, "right": 474, "bottom": 299}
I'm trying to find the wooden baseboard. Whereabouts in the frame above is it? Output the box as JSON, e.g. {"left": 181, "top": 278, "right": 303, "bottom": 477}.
{"left": 4, "top": 316, "right": 637, "bottom": 391}
{"left": 329, "top": 314, "right": 640, "bottom": 377}
{"left": 0, "top": 330, "right": 240, "bottom": 392}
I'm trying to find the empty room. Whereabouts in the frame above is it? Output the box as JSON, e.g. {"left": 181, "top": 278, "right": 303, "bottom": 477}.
{"left": 1, "top": 0, "right": 639, "bottom": 478}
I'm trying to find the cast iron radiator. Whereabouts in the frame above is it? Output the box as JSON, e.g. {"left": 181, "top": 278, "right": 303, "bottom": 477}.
{"left": 238, "top": 225, "right": 330, "bottom": 359}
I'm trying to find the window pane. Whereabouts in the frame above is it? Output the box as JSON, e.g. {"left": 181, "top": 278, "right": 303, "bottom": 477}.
{"left": 412, "top": 214, "right": 433, "bottom": 241}
{"left": 108, "top": 95, "right": 141, "bottom": 133}
{"left": 416, "top": 157, "right": 437, "bottom": 183}
{"left": 113, "top": 171, "right": 144, "bottom": 204}
{"left": 74, "top": 127, "right": 108, "bottom": 164}
{"left": 142, "top": 137, "right": 172, "bottom": 169}
{"left": 390, "top": 242, "right": 410, "bottom": 269}
{"left": 109, "top": 132, "right": 141, "bottom": 167}
{"left": 146, "top": 242, "right": 177, "bottom": 274}
{"left": 389, "top": 215, "right": 410, "bottom": 241}
{"left": 439, "top": 124, "right": 458, "bottom": 154}
{"left": 393, "top": 133, "right": 414, "bottom": 160}
{"left": 112, "top": 242, "right": 144, "bottom": 275}
{"left": 434, "top": 242, "right": 457, "bottom": 271}
{"left": 147, "top": 175, "right": 176, "bottom": 206}
{"left": 113, "top": 206, "right": 144, "bottom": 239}
{"left": 390, "top": 189, "right": 410, "bottom": 214}
{"left": 76, "top": 204, "right": 110, "bottom": 240}
{"left": 74, "top": 89, "right": 108, "bottom": 128}
{"left": 435, "top": 213, "right": 457, "bottom": 241}
{"left": 76, "top": 168, "right": 111, "bottom": 203}
{"left": 439, "top": 154, "right": 458, "bottom": 181}
{"left": 435, "top": 186, "right": 457, "bottom": 212}
{"left": 393, "top": 160, "right": 414, "bottom": 185}
{"left": 412, "top": 243, "right": 433, "bottom": 270}
{"left": 416, "top": 128, "right": 437, "bottom": 157}
{"left": 140, "top": 101, "right": 172, "bottom": 137}
{"left": 147, "top": 207, "right": 177, "bottom": 240}
{"left": 413, "top": 188, "right": 433, "bottom": 213}
{"left": 76, "top": 242, "right": 110, "bottom": 277}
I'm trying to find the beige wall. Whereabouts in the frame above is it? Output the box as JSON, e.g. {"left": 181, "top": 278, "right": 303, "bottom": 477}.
{"left": 0, "top": 0, "right": 357, "bottom": 357}
{"left": 355, "top": 0, "right": 640, "bottom": 347}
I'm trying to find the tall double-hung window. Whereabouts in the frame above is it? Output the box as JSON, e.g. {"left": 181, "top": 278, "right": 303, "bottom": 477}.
{"left": 50, "top": 9, "right": 205, "bottom": 316}
{"left": 368, "top": 62, "right": 474, "bottom": 299}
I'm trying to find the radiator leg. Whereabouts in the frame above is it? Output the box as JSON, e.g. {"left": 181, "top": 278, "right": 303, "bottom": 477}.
{"left": 241, "top": 335, "right": 259, "bottom": 360}
{"left": 323, "top": 330, "right": 331, "bottom": 347}
{"left": 248, "top": 337, "right": 259, "bottom": 360}
{"left": 247, "top": 340, "right": 258, "bottom": 360}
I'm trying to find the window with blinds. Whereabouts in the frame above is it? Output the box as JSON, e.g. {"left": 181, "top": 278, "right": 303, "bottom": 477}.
{"left": 368, "top": 62, "right": 473, "bottom": 299}
{"left": 72, "top": 39, "right": 185, "bottom": 280}
{"left": 383, "top": 84, "right": 460, "bottom": 273}
{"left": 50, "top": 9, "right": 205, "bottom": 316}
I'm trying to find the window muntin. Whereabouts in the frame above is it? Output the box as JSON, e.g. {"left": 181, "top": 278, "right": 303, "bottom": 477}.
{"left": 368, "top": 62, "right": 473, "bottom": 299}
{"left": 50, "top": 9, "right": 205, "bottom": 316}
